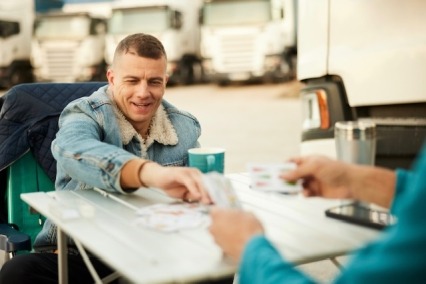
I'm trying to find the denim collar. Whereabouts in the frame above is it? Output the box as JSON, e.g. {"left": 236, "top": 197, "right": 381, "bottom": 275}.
{"left": 109, "top": 92, "right": 178, "bottom": 148}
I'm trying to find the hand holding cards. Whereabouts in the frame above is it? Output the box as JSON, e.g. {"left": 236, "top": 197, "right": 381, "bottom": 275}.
{"left": 202, "top": 172, "right": 241, "bottom": 209}
{"left": 134, "top": 173, "right": 241, "bottom": 233}
{"left": 247, "top": 162, "right": 302, "bottom": 194}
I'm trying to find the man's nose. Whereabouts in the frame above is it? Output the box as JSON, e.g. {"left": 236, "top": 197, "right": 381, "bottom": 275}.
{"left": 135, "top": 81, "right": 149, "bottom": 97}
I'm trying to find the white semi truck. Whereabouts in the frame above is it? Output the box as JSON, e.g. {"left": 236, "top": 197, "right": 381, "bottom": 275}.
{"left": 31, "top": 2, "right": 111, "bottom": 83}
{"left": 0, "top": 0, "right": 34, "bottom": 89}
{"left": 105, "top": 0, "right": 203, "bottom": 85}
{"left": 298, "top": 0, "right": 426, "bottom": 169}
{"left": 199, "top": 0, "right": 297, "bottom": 85}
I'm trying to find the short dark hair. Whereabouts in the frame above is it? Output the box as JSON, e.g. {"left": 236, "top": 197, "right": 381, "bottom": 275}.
{"left": 114, "top": 33, "right": 167, "bottom": 61}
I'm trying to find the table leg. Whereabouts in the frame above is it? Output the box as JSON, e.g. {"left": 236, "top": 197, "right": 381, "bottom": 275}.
{"left": 329, "top": 257, "right": 343, "bottom": 270}
{"left": 58, "top": 228, "right": 68, "bottom": 284}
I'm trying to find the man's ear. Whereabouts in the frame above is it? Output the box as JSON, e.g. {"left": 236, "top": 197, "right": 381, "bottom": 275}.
{"left": 164, "top": 74, "right": 169, "bottom": 86}
{"left": 106, "top": 68, "right": 114, "bottom": 85}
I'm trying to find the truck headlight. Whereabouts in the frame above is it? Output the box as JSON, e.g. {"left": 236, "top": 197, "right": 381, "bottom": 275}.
{"left": 301, "top": 89, "right": 330, "bottom": 130}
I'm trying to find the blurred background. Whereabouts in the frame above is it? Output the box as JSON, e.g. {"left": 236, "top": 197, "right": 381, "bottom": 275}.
{"left": 0, "top": 0, "right": 302, "bottom": 174}
{"left": 0, "top": 0, "right": 297, "bottom": 88}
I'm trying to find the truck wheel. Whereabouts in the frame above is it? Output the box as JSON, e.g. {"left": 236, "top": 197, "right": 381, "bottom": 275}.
{"left": 192, "top": 61, "right": 205, "bottom": 84}
{"left": 218, "top": 79, "right": 230, "bottom": 86}
{"left": 8, "top": 68, "right": 33, "bottom": 88}
{"left": 180, "top": 61, "right": 194, "bottom": 85}
{"left": 288, "top": 55, "right": 297, "bottom": 80}
{"left": 93, "top": 61, "right": 108, "bottom": 82}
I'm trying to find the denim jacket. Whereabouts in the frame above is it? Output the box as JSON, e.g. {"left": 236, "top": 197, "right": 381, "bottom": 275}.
{"left": 34, "top": 85, "right": 201, "bottom": 249}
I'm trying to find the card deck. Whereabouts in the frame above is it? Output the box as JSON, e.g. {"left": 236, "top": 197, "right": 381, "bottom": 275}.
{"left": 202, "top": 172, "right": 241, "bottom": 208}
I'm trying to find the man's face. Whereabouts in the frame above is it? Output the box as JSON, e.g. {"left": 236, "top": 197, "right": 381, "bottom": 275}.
{"left": 107, "top": 50, "right": 168, "bottom": 134}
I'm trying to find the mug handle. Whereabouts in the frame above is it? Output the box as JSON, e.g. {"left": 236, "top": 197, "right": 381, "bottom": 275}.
{"left": 206, "top": 155, "right": 215, "bottom": 172}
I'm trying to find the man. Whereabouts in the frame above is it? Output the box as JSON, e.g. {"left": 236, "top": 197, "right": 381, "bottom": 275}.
{"left": 0, "top": 33, "right": 211, "bottom": 283}
{"left": 209, "top": 142, "right": 426, "bottom": 283}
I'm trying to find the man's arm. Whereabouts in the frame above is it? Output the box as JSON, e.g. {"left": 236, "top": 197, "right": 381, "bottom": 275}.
{"left": 282, "top": 156, "right": 396, "bottom": 208}
{"left": 239, "top": 236, "right": 316, "bottom": 284}
{"left": 120, "top": 159, "right": 150, "bottom": 190}
{"left": 347, "top": 164, "right": 396, "bottom": 208}
{"left": 121, "top": 158, "right": 212, "bottom": 204}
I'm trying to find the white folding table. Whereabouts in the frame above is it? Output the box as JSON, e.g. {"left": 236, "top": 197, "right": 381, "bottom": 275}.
{"left": 21, "top": 173, "right": 381, "bottom": 283}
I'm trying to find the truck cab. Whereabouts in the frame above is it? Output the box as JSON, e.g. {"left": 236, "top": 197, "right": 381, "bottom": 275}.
{"left": 31, "top": 8, "right": 108, "bottom": 83}
{"left": 298, "top": 0, "right": 426, "bottom": 169}
{"left": 105, "top": 0, "right": 203, "bottom": 85}
{"left": 199, "top": 0, "right": 297, "bottom": 85}
{"left": 0, "top": 0, "right": 34, "bottom": 89}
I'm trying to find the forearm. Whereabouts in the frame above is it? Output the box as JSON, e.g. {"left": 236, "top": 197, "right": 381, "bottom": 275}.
{"left": 120, "top": 159, "right": 160, "bottom": 191}
{"left": 349, "top": 164, "right": 396, "bottom": 208}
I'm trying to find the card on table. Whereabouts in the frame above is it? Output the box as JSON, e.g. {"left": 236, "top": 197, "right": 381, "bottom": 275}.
{"left": 202, "top": 172, "right": 241, "bottom": 209}
{"left": 247, "top": 162, "right": 302, "bottom": 194}
{"left": 135, "top": 203, "right": 210, "bottom": 233}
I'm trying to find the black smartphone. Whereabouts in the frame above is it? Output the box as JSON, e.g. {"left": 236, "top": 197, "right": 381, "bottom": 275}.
{"left": 325, "top": 202, "right": 397, "bottom": 230}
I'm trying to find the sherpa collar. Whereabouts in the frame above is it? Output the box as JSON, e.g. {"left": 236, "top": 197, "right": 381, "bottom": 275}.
{"left": 109, "top": 91, "right": 178, "bottom": 148}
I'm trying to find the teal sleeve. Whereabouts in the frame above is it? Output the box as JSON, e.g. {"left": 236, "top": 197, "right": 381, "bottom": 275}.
{"left": 390, "top": 168, "right": 414, "bottom": 215}
{"left": 239, "top": 235, "right": 316, "bottom": 284}
{"left": 333, "top": 146, "right": 426, "bottom": 283}
{"left": 239, "top": 146, "right": 426, "bottom": 284}
{"left": 239, "top": 143, "right": 426, "bottom": 284}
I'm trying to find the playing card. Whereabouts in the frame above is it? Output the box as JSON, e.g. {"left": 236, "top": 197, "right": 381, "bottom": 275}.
{"left": 247, "top": 162, "right": 302, "bottom": 194}
{"left": 202, "top": 172, "right": 241, "bottom": 208}
{"left": 134, "top": 203, "right": 210, "bottom": 233}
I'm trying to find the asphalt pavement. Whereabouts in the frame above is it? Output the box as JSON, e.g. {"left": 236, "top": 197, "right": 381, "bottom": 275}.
{"left": 165, "top": 80, "right": 303, "bottom": 173}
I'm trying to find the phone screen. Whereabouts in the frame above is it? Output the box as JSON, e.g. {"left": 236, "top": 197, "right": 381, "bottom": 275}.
{"left": 325, "top": 202, "right": 397, "bottom": 230}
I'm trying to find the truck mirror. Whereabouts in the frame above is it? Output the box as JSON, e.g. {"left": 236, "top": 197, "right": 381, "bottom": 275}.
{"left": 0, "top": 20, "right": 20, "bottom": 39}
{"left": 198, "top": 8, "right": 204, "bottom": 25}
{"left": 172, "top": 10, "right": 183, "bottom": 30}
{"left": 90, "top": 20, "right": 106, "bottom": 35}
{"left": 33, "top": 19, "right": 40, "bottom": 35}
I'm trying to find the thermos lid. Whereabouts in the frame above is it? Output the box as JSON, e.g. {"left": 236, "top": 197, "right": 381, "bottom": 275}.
{"left": 335, "top": 121, "right": 376, "bottom": 140}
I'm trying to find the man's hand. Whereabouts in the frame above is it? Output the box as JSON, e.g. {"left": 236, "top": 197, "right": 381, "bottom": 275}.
{"left": 140, "top": 162, "right": 212, "bottom": 204}
{"left": 281, "top": 155, "right": 396, "bottom": 208}
{"left": 209, "top": 208, "right": 264, "bottom": 263}
{"left": 281, "top": 155, "right": 354, "bottom": 199}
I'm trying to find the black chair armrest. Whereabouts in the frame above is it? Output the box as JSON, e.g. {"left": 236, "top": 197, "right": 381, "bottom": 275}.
{"left": 0, "top": 224, "right": 31, "bottom": 252}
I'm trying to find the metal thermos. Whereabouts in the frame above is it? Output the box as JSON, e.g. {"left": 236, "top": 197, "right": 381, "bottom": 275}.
{"left": 334, "top": 121, "right": 376, "bottom": 165}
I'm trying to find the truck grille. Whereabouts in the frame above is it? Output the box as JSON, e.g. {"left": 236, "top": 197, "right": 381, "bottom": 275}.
{"left": 218, "top": 34, "right": 256, "bottom": 73}
{"left": 40, "top": 43, "right": 79, "bottom": 82}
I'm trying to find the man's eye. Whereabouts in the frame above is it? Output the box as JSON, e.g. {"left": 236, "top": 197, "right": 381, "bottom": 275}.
{"left": 150, "top": 80, "right": 163, "bottom": 86}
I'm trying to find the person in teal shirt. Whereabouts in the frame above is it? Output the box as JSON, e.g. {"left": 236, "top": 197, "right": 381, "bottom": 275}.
{"left": 209, "top": 142, "right": 426, "bottom": 283}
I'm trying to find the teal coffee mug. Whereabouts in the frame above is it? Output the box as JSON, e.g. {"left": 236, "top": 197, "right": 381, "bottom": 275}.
{"left": 188, "top": 147, "right": 225, "bottom": 174}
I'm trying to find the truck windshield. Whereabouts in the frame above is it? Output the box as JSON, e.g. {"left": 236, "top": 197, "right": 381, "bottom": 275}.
{"left": 108, "top": 7, "right": 170, "bottom": 34}
{"left": 203, "top": 0, "right": 271, "bottom": 26}
{"left": 34, "top": 16, "right": 90, "bottom": 39}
